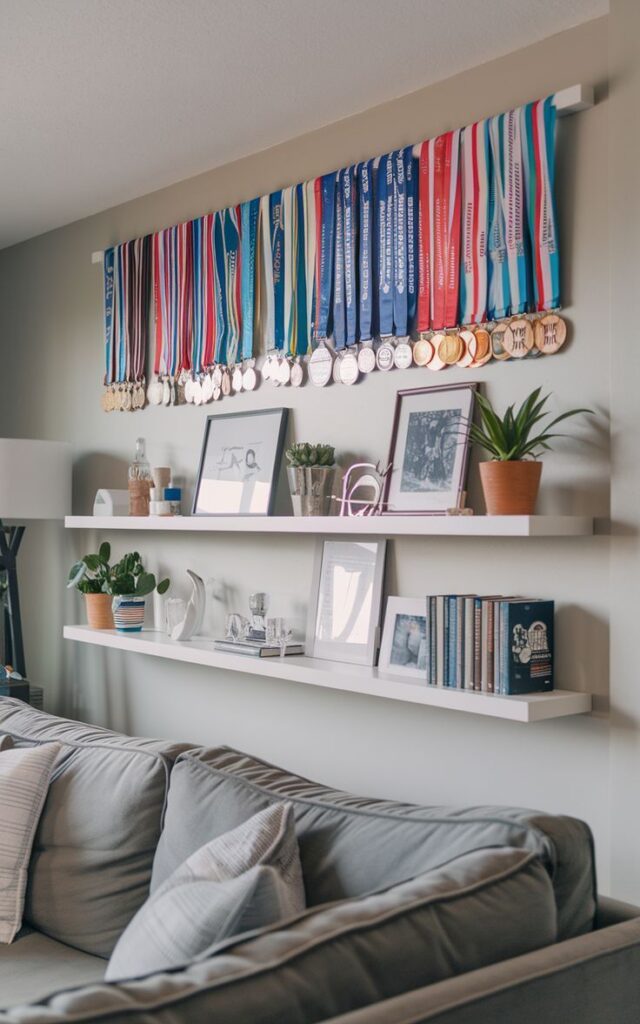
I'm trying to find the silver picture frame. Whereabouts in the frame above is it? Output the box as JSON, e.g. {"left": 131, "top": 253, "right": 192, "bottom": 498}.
{"left": 306, "top": 538, "right": 386, "bottom": 666}
{"left": 379, "top": 596, "right": 428, "bottom": 682}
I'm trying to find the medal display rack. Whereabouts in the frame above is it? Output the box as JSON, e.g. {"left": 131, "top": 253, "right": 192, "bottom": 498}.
{"left": 63, "top": 625, "right": 591, "bottom": 724}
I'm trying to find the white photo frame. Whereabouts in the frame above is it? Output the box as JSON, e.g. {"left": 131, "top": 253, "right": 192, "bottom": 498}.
{"left": 306, "top": 539, "right": 386, "bottom": 666}
{"left": 379, "top": 597, "right": 428, "bottom": 681}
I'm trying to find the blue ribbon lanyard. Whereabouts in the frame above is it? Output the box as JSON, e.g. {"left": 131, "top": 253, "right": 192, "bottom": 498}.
{"left": 103, "top": 247, "right": 115, "bottom": 383}
{"left": 342, "top": 166, "right": 358, "bottom": 347}
{"left": 392, "top": 150, "right": 408, "bottom": 337}
{"left": 376, "top": 154, "right": 394, "bottom": 336}
{"left": 404, "top": 146, "right": 418, "bottom": 332}
{"left": 269, "top": 191, "right": 285, "bottom": 350}
{"left": 333, "top": 171, "right": 346, "bottom": 350}
{"left": 240, "top": 198, "right": 260, "bottom": 362}
{"left": 294, "top": 183, "right": 308, "bottom": 355}
{"left": 316, "top": 173, "right": 336, "bottom": 340}
{"left": 191, "top": 218, "right": 203, "bottom": 374}
{"left": 358, "top": 160, "right": 374, "bottom": 342}
{"left": 213, "top": 212, "right": 228, "bottom": 365}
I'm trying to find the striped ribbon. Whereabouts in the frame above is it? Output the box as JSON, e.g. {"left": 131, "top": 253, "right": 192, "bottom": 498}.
{"left": 283, "top": 186, "right": 296, "bottom": 355}
{"left": 376, "top": 153, "right": 394, "bottom": 336}
{"left": 432, "top": 130, "right": 461, "bottom": 330}
{"left": 240, "top": 199, "right": 260, "bottom": 361}
{"left": 333, "top": 171, "right": 346, "bottom": 349}
{"left": 405, "top": 146, "right": 418, "bottom": 332}
{"left": 487, "top": 115, "right": 510, "bottom": 320}
{"left": 269, "top": 191, "right": 285, "bottom": 350}
{"left": 294, "top": 182, "right": 308, "bottom": 355}
{"left": 130, "top": 236, "right": 151, "bottom": 382}
{"left": 459, "top": 120, "right": 490, "bottom": 324}
{"left": 522, "top": 96, "right": 559, "bottom": 311}
{"left": 303, "top": 180, "right": 316, "bottom": 350}
{"left": 342, "top": 166, "right": 358, "bottom": 347}
{"left": 191, "top": 216, "right": 213, "bottom": 374}
{"left": 392, "top": 150, "right": 408, "bottom": 336}
{"left": 153, "top": 225, "right": 192, "bottom": 377}
{"left": 314, "top": 173, "right": 336, "bottom": 341}
{"left": 417, "top": 139, "right": 434, "bottom": 332}
{"left": 213, "top": 212, "right": 228, "bottom": 364}
{"left": 358, "top": 160, "right": 375, "bottom": 341}
{"left": 223, "top": 206, "right": 241, "bottom": 364}
{"left": 488, "top": 111, "right": 528, "bottom": 317}
{"left": 103, "top": 246, "right": 116, "bottom": 383}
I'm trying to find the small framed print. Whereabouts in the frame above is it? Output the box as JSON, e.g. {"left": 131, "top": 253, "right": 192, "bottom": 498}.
{"left": 306, "top": 539, "right": 386, "bottom": 666}
{"left": 379, "top": 597, "right": 428, "bottom": 682}
{"left": 192, "top": 408, "right": 288, "bottom": 516}
{"left": 384, "top": 382, "right": 477, "bottom": 514}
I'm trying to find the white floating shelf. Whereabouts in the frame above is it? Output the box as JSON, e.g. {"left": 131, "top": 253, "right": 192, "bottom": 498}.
{"left": 63, "top": 626, "right": 592, "bottom": 723}
{"left": 64, "top": 515, "right": 593, "bottom": 537}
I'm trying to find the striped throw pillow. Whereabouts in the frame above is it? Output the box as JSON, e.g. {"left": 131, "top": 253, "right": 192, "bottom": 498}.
{"left": 0, "top": 741, "right": 61, "bottom": 943}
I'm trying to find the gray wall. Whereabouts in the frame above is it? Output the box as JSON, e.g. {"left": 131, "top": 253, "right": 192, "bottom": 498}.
{"left": 0, "top": 17, "right": 624, "bottom": 894}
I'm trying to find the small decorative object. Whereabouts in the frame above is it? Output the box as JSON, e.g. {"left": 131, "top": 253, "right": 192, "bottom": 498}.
{"left": 128, "top": 438, "right": 152, "bottom": 516}
{"left": 379, "top": 598, "right": 428, "bottom": 682}
{"left": 384, "top": 383, "right": 476, "bottom": 515}
{"left": 225, "top": 612, "right": 249, "bottom": 641}
{"left": 339, "top": 462, "right": 391, "bottom": 517}
{"left": 265, "top": 618, "right": 293, "bottom": 657}
{"left": 285, "top": 443, "right": 336, "bottom": 516}
{"left": 470, "top": 387, "right": 592, "bottom": 515}
{"left": 306, "top": 539, "right": 386, "bottom": 666}
{"left": 192, "top": 409, "right": 288, "bottom": 516}
{"left": 164, "top": 487, "right": 182, "bottom": 515}
{"left": 165, "top": 598, "right": 187, "bottom": 637}
{"left": 168, "top": 571, "right": 205, "bottom": 641}
{"left": 152, "top": 467, "right": 171, "bottom": 491}
{"left": 92, "top": 489, "right": 129, "bottom": 517}
{"left": 68, "top": 544, "right": 170, "bottom": 632}
{"left": 248, "top": 592, "right": 269, "bottom": 640}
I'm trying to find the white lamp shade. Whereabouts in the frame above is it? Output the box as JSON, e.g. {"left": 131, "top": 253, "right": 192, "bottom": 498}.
{"left": 0, "top": 439, "right": 72, "bottom": 520}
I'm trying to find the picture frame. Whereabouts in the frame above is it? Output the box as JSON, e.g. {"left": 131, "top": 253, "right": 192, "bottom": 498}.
{"left": 379, "top": 597, "right": 428, "bottom": 682}
{"left": 192, "top": 408, "right": 288, "bottom": 516}
{"left": 383, "top": 382, "right": 477, "bottom": 515}
{"left": 306, "top": 538, "right": 386, "bottom": 666}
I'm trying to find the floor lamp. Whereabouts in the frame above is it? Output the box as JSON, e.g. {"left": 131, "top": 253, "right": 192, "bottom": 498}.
{"left": 0, "top": 440, "right": 71, "bottom": 694}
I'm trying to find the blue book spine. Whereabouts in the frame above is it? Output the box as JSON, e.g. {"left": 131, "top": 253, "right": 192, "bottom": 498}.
{"left": 499, "top": 600, "right": 509, "bottom": 695}
{"left": 448, "top": 596, "right": 457, "bottom": 688}
{"left": 429, "top": 596, "right": 437, "bottom": 686}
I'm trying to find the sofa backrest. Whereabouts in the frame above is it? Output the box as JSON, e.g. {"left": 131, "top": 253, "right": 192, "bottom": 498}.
{"left": 0, "top": 846, "right": 557, "bottom": 1024}
{"left": 152, "top": 746, "right": 596, "bottom": 940}
{"left": 0, "top": 698, "right": 188, "bottom": 958}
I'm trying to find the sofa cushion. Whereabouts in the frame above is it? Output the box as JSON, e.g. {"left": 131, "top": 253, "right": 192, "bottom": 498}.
{"left": 152, "top": 746, "right": 596, "bottom": 940}
{"left": 0, "top": 741, "right": 61, "bottom": 943}
{"left": 106, "top": 802, "right": 305, "bottom": 981}
{"left": 0, "top": 698, "right": 188, "bottom": 957}
{"left": 0, "top": 847, "right": 556, "bottom": 1024}
{"left": 0, "top": 929, "right": 105, "bottom": 1010}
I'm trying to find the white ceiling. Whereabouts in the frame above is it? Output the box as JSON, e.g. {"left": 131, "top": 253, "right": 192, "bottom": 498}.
{"left": 1, "top": 0, "right": 606, "bottom": 249}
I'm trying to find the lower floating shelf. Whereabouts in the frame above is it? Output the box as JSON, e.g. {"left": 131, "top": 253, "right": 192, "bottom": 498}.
{"left": 63, "top": 626, "right": 592, "bottom": 724}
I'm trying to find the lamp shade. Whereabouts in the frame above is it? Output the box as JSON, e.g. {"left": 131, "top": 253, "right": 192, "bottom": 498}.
{"left": 0, "top": 439, "right": 71, "bottom": 520}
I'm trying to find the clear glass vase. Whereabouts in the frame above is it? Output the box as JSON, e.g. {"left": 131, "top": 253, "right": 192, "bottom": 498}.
{"left": 287, "top": 465, "right": 336, "bottom": 516}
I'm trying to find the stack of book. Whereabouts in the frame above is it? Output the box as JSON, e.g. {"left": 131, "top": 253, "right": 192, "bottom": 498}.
{"left": 213, "top": 638, "right": 304, "bottom": 658}
{"left": 424, "top": 596, "right": 554, "bottom": 695}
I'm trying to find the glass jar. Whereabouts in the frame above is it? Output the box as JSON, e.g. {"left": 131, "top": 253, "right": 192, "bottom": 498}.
{"left": 128, "top": 437, "right": 152, "bottom": 516}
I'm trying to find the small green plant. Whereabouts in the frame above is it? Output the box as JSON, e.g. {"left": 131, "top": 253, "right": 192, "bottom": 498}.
{"left": 67, "top": 542, "right": 170, "bottom": 598}
{"left": 286, "top": 443, "right": 335, "bottom": 468}
{"left": 470, "top": 388, "right": 592, "bottom": 462}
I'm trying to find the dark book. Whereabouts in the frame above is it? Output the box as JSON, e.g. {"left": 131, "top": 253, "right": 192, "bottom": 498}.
{"left": 498, "top": 600, "right": 554, "bottom": 694}
{"left": 213, "top": 640, "right": 304, "bottom": 658}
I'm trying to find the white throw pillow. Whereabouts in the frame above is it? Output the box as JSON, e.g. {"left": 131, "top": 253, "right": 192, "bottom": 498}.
{"left": 106, "top": 801, "right": 305, "bottom": 981}
{"left": 0, "top": 740, "right": 61, "bottom": 943}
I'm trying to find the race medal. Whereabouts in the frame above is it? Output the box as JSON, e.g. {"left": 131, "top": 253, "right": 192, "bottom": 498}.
{"left": 340, "top": 349, "right": 360, "bottom": 386}
{"left": 147, "top": 378, "right": 163, "bottom": 405}
{"left": 221, "top": 369, "right": 232, "bottom": 396}
{"left": 192, "top": 379, "right": 203, "bottom": 406}
{"left": 469, "top": 328, "right": 493, "bottom": 367}
{"left": 427, "top": 334, "right": 447, "bottom": 371}
{"left": 162, "top": 377, "right": 172, "bottom": 405}
{"left": 491, "top": 322, "right": 513, "bottom": 361}
{"left": 309, "top": 343, "right": 333, "bottom": 387}
{"left": 202, "top": 372, "right": 214, "bottom": 403}
{"left": 376, "top": 340, "right": 395, "bottom": 372}
{"left": 184, "top": 377, "right": 194, "bottom": 404}
{"left": 213, "top": 383, "right": 221, "bottom": 402}
{"left": 456, "top": 329, "right": 476, "bottom": 368}
{"left": 290, "top": 358, "right": 304, "bottom": 388}
{"left": 243, "top": 360, "right": 258, "bottom": 391}
{"left": 122, "top": 385, "right": 133, "bottom": 412}
{"left": 115, "top": 386, "right": 124, "bottom": 411}
{"left": 413, "top": 336, "right": 434, "bottom": 367}
{"left": 438, "top": 332, "right": 463, "bottom": 365}
{"left": 212, "top": 364, "right": 223, "bottom": 389}
{"left": 357, "top": 343, "right": 376, "bottom": 374}
{"left": 101, "top": 389, "right": 111, "bottom": 413}
{"left": 278, "top": 357, "right": 292, "bottom": 386}
{"left": 232, "top": 365, "right": 244, "bottom": 393}
{"left": 393, "top": 339, "right": 413, "bottom": 370}
{"left": 268, "top": 356, "right": 281, "bottom": 386}
{"left": 534, "top": 314, "right": 567, "bottom": 354}
{"left": 503, "top": 317, "right": 534, "bottom": 358}
{"left": 332, "top": 354, "right": 343, "bottom": 384}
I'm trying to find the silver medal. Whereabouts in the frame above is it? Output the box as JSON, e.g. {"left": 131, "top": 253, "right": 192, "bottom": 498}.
{"left": 202, "top": 372, "right": 214, "bottom": 403}
{"left": 192, "top": 379, "right": 203, "bottom": 405}
{"left": 393, "top": 339, "right": 413, "bottom": 370}
{"left": 358, "top": 344, "right": 376, "bottom": 374}
{"left": 213, "top": 383, "right": 221, "bottom": 402}
{"left": 290, "top": 358, "right": 304, "bottom": 388}
{"left": 147, "top": 378, "right": 163, "bottom": 406}
{"left": 278, "top": 357, "right": 291, "bottom": 386}
{"left": 232, "top": 365, "right": 244, "bottom": 393}
{"left": 243, "top": 361, "right": 258, "bottom": 391}
{"left": 162, "top": 378, "right": 172, "bottom": 406}
{"left": 332, "top": 354, "right": 343, "bottom": 384}
{"left": 184, "top": 377, "right": 194, "bottom": 404}
{"left": 309, "top": 343, "right": 333, "bottom": 387}
{"left": 212, "top": 365, "right": 223, "bottom": 389}
{"left": 340, "top": 350, "right": 360, "bottom": 385}
{"left": 376, "top": 340, "right": 395, "bottom": 371}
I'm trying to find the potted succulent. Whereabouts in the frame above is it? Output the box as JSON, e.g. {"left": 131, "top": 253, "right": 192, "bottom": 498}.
{"left": 470, "top": 388, "right": 591, "bottom": 515}
{"left": 68, "top": 543, "right": 170, "bottom": 631}
{"left": 286, "top": 443, "right": 336, "bottom": 516}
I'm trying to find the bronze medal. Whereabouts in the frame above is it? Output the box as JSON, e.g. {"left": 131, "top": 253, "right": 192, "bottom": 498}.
{"left": 456, "top": 330, "right": 476, "bottom": 368}
{"left": 413, "top": 336, "right": 434, "bottom": 367}
{"left": 469, "top": 328, "right": 493, "bottom": 367}
{"left": 491, "top": 323, "right": 513, "bottom": 361}
{"left": 438, "top": 332, "right": 463, "bottom": 365}
{"left": 503, "top": 318, "right": 534, "bottom": 358}
{"left": 427, "top": 334, "right": 447, "bottom": 371}
{"left": 534, "top": 314, "right": 567, "bottom": 354}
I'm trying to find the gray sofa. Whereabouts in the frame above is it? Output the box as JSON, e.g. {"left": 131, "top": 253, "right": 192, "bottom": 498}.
{"left": 0, "top": 696, "right": 638, "bottom": 1023}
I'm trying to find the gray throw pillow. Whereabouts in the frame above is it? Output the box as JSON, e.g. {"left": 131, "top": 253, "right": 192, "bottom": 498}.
{"left": 106, "top": 801, "right": 304, "bottom": 981}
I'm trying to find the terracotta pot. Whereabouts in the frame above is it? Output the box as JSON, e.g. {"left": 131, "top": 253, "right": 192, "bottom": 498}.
{"left": 479, "top": 460, "right": 542, "bottom": 515}
{"left": 85, "top": 593, "right": 114, "bottom": 630}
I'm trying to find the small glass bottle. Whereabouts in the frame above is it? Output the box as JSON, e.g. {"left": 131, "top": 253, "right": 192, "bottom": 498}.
{"left": 128, "top": 437, "right": 152, "bottom": 516}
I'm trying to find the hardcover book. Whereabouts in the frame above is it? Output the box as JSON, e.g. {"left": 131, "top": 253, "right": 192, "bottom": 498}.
{"left": 498, "top": 600, "right": 554, "bottom": 694}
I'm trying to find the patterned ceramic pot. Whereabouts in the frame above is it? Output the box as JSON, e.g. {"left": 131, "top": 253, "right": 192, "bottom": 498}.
{"left": 112, "top": 596, "right": 146, "bottom": 632}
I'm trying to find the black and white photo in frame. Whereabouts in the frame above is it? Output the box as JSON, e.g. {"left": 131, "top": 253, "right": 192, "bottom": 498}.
{"left": 379, "top": 597, "right": 428, "bottom": 681}
{"left": 192, "top": 408, "right": 288, "bottom": 515}
{"left": 384, "top": 383, "right": 477, "bottom": 514}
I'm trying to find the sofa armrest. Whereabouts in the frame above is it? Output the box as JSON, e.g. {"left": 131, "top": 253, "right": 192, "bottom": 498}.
{"left": 596, "top": 895, "right": 640, "bottom": 927}
{"left": 322, "top": 917, "right": 640, "bottom": 1024}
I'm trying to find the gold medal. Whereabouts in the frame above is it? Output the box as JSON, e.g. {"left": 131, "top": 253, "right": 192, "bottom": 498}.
{"left": 456, "top": 330, "right": 476, "bottom": 368}
{"left": 469, "top": 328, "right": 492, "bottom": 367}
{"left": 413, "top": 336, "right": 434, "bottom": 367}
{"left": 534, "top": 314, "right": 567, "bottom": 354}
{"left": 503, "top": 317, "right": 534, "bottom": 358}
{"left": 427, "top": 334, "right": 447, "bottom": 371}
{"left": 490, "top": 323, "right": 513, "bottom": 361}
{"left": 438, "top": 332, "right": 463, "bottom": 365}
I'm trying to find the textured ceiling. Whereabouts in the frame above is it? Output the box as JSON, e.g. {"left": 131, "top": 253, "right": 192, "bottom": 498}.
{"left": 0, "top": 0, "right": 607, "bottom": 249}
